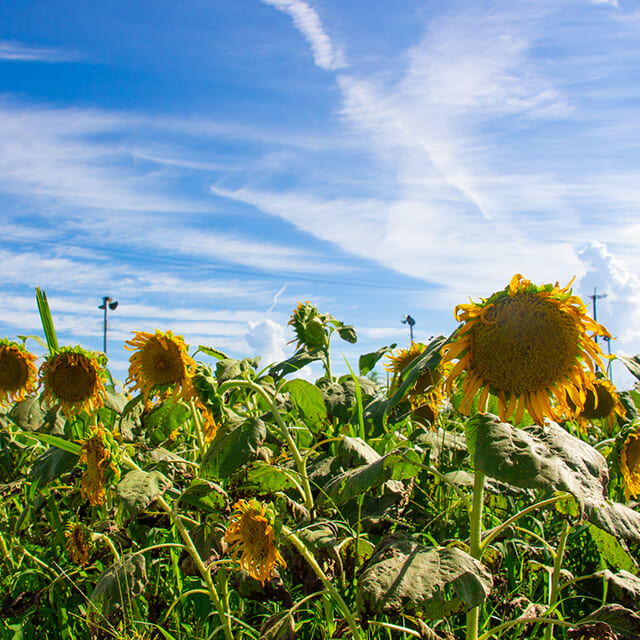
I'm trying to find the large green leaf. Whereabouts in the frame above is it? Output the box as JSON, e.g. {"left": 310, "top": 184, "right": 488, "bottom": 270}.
{"left": 215, "top": 357, "right": 259, "bottom": 383}
{"left": 268, "top": 348, "right": 324, "bottom": 380}
{"left": 594, "top": 570, "right": 640, "bottom": 610}
{"left": 359, "top": 344, "right": 397, "bottom": 376}
{"left": 30, "top": 446, "right": 78, "bottom": 485}
{"left": 89, "top": 554, "right": 147, "bottom": 618}
{"left": 245, "top": 462, "right": 301, "bottom": 493}
{"left": 357, "top": 534, "right": 492, "bottom": 619}
{"left": 202, "top": 417, "right": 266, "bottom": 479}
{"left": 282, "top": 379, "right": 327, "bottom": 434}
{"left": 143, "top": 401, "right": 190, "bottom": 443}
{"left": 472, "top": 414, "right": 640, "bottom": 543}
{"left": 9, "top": 397, "right": 45, "bottom": 431}
{"left": 179, "top": 479, "right": 229, "bottom": 513}
{"left": 589, "top": 525, "right": 639, "bottom": 574}
{"left": 116, "top": 470, "right": 172, "bottom": 513}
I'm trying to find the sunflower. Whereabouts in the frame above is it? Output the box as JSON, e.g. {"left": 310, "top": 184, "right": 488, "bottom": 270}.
{"left": 65, "top": 523, "right": 92, "bottom": 566}
{"left": 573, "top": 374, "right": 625, "bottom": 434}
{"left": 288, "top": 301, "right": 327, "bottom": 350}
{"left": 125, "top": 330, "right": 196, "bottom": 403}
{"left": 441, "top": 274, "right": 610, "bottom": 425}
{"left": 78, "top": 426, "right": 120, "bottom": 506}
{"left": 620, "top": 428, "right": 640, "bottom": 501}
{"left": 224, "top": 499, "right": 286, "bottom": 585}
{"left": 0, "top": 339, "right": 38, "bottom": 406}
{"left": 39, "top": 346, "right": 107, "bottom": 417}
{"left": 385, "top": 343, "right": 450, "bottom": 422}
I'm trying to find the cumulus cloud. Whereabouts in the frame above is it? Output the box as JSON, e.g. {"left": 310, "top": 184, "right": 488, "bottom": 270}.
{"left": 578, "top": 241, "right": 640, "bottom": 389}
{"left": 245, "top": 318, "right": 289, "bottom": 367}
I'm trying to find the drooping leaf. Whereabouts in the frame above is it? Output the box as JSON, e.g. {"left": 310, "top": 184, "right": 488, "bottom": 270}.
{"left": 336, "top": 324, "right": 357, "bottom": 344}
{"left": 143, "top": 401, "right": 190, "bottom": 443}
{"left": 472, "top": 414, "right": 640, "bottom": 543}
{"left": 268, "top": 348, "right": 324, "bottom": 380}
{"left": 179, "top": 479, "right": 229, "bottom": 513}
{"left": 9, "top": 397, "right": 45, "bottom": 431}
{"left": 245, "top": 462, "right": 302, "bottom": 493}
{"left": 116, "top": 470, "right": 172, "bottom": 513}
{"left": 89, "top": 554, "right": 147, "bottom": 618}
{"left": 589, "top": 525, "right": 639, "bottom": 574}
{"left": 215, "top": 357, "right": 259, "bottom": 383}
{"left": 617, "top": 354, "right": 640, "bottom": 381}
{"left": 336, "top": 436, "right": 380, "bottom": 466}
{"left": 357, "top": 534, "right": 492, "bottom": 620}
{"left": 260, "top": 612, "right": 297, "bottom": 640}
{"left": 30, "top": 446, "right": 78, "bottom": 485}
{"left": 201, "top": 417, "right": 266, "bottom": 479}
{"left": 594, "top": 570, "right": 640, "bottom": 610}
{"left": 586, "top": 604, "right": 640, "bottom": 639}
{"left": 282, "top": 379, "right": 327, "bottom": 433}
{"left": 359, "top": 344, "right": 397, "bottom": 376}
{"left": 196, "top": 345, "right": 229, "bottom": 360}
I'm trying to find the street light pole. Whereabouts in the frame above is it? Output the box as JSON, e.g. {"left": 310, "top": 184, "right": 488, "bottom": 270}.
{"left": 589, "top": 287, "right": 607, "bottom": 344}
{"left": 98, "top": 296, "right": 118, "bottom": 354}
{"left": 402, "top": 314, "right": 416, "bottom": 345}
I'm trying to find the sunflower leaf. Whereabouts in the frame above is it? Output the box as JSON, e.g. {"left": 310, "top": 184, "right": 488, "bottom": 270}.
{"left": 116, "top": 470, "right": 172, "bottom": 513}
{"left": 89, "top": 554, "right": 147, "bottom": 618}
{"left": 282, "top": 378, "right": 327, "bottom": 434}
{"left": 359, "top": 344, "right": 397, "bottom": 376}
{"left": 473, "top": 415, "right": 640, "bottom": 543}
{"left": 589, "top": 525, "right": 639, "bottom": 574}
{"left": 268, "top": 348, "right": 325, "bottom": 379}
{"left": 179, "top": 479, "right": 229, "bottom": 513}
{"left": 356, "top": 534, "right": 492, "bottom": 620}
{"left": 30, "top": 446, "right": 78, "bottom": 485}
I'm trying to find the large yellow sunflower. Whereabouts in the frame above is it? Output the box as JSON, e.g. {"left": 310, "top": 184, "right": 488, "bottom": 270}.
{"left": 440, "top": 274, "right": 610, "bottom": 425}
{"left": 620, "top": 429, "right": 640, "bottom": 501}
{"left": 224, "top": 499, "right": 286, "bottom": 585}
{"left": 0, "top": 339, "right": 38, "bottom": 406}
{"left": 39, "top": 346, "right": 107, "bottom": 417}
{"left": 385, "top": 343, "right": 450, "bottom": 421}
{"left": 125, "top": 330, "right": 196, "bottom": 403}
{"left": 78, "top": 425, "right": 120, "bottom": 506}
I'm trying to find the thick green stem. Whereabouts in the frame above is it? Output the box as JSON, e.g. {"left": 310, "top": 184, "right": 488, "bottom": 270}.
{"left": 188, "top": 399, "right": 205, "bottom": 451}
{"left": 219, "top": 379, "right": 314, "bottom": 512}
{"left": 466, "top": 470, "right": 485, "bottom": 640}
{"left": 284, "top": 527, "right": 361, "bottom": 640}
{"left": 156, "top": 495, "right": 234, "bottom": 640}
{"left": 544, "top": 519, "right": 571, "bottom": 640}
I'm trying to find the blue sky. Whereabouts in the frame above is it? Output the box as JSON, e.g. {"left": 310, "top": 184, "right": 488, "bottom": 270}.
{"left": 2, "top": 0, "right": 640, "bottom": 389}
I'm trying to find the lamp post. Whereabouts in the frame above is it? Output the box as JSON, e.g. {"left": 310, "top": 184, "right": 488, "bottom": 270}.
{"left": 402, "top": 314, "right": 415, "bottom": 344}
{"left": 98, "top": 296, "right": 118, "bottom": 354}
{"left": 589, "top": 287, "right": 607, "bottom": 344}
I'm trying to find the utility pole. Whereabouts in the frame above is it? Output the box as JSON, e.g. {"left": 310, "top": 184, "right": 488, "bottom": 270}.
{"left": 402, "top": 314, "right": 415, "bottom": 344}
{"left": 98, "top": 296, "right": 118, "bottom": 354}
{"left": 589, "top": 287, "right": 607, "bottom": 344}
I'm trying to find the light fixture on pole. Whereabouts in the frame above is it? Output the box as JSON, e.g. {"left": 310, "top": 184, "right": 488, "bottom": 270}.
{"left": 402, "top": 314, "right": 415, "bottom": 344}
{"left": 98, "top": 296, "right": 118, "bottom": 354}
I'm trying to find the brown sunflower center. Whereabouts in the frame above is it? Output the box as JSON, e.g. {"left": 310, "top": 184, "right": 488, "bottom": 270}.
{"left": 471, "top": 293, "right": 580, "bottom": 395}
{"left": 141, "top": 339, "right": 185, "bottom": 385}
{"left": 49, "top": 354, "right": 99, "bottom": 402}
{"left": 581, "top": 383, "right": 616, "bottom": 419}
{"left": 240, "top": 513, "right": 269, "bottom": 558}
{"left": 625, "top": 436, "right": 640, "bottom": 471}
{"left": 0, "top": 348, "right": 30, "bottom": 391}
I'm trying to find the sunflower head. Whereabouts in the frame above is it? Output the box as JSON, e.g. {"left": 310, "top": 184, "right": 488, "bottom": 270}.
{"left": 39, "top": 346, "right": 107, "bottom": 417}
{"left": 0, "top": 339, "right": 38, "bottom": 406}
{"left": 572, "top": 374, "right": 625, "bottom": 434}
{"left": 620, "top": 427, "right": 640, "bottom": 501}
{"left": 223, "top": 498, "right": 286, "bottom": 585}
{"left": 441, "top": 274, "right": 611, "bottom": 426}
{"left": 125, "top": 330, "right": 196, "bottom": 403}
{"left": 288, "top": 302, "right": 328, "bottom": 351}
{"left": 65, "top": 522, "right": 93, "bottom": 566}
{"left": 78, "top": 425, "right": 120, "bottom": 506}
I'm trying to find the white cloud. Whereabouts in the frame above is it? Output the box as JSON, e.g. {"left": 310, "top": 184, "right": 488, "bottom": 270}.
{"left": 245, "top": 318, "right": 289, "bottom": 367}
{"left": 0, "top": 40, "right": 78, "bottom": 62}
{"left": 261, "top": 0, "right": 345, "bottom": 71}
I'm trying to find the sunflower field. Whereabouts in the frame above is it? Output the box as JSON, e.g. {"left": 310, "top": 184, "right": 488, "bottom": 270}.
{"left": 2, "top": 279, "right": 640, "bottom": 640}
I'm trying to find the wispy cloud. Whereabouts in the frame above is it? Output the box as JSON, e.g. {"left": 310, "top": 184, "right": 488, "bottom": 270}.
{"left": 0, "top": 40, "right": 78, "bottom": 62}
{"left": 261, "top": 0, "right": 344, "bottom": 70}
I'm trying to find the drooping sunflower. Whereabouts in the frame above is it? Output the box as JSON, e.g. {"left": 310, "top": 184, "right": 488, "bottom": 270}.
{"left": 0, "top": 339, "right": 38, "bottom": 406}
{"left": 65, "top": 523, "right": 93, "bottom": 566}
{"left": 288, "top": 301, "right": 327, "bottom": 350}
{"left": 573, "top": 374, "right": 625, "bottom": 434}
{"left": 78, "top": 425, "right": 120, "bottom": 506}
{"left": 384, "top": 342, "right": 450, "bottom": 422}
{"left": 224, "top": 499, "right": 286, "bottom": 585}
{"left": 39, "top": 346, "right": 107, "bottom": 417}
{"left": 440, "top": 274, "right": 611, "bottom": 425}
{"left": 125, "top": 330, "right": 196, "bottom": 403}
{"left": 620, "top": 428, "right": 640, "bottom": 501}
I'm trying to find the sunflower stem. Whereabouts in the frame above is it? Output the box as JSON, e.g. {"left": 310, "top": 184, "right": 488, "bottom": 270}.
{"left": 188, "top": 399, "right": 205, "bottom": 451}
{"left": 466, "top": 469, "right": 485, "bottom": 640}
{"left": 156, "top": 495, "right": 234, "bottom": 640}
{"left": 544, "top": 518, "right": 571, "bottom": 640}
{"left": 219, "top": 379, "right": 314, "bottom": 513}
{"left": 283, "top": 527, "right": 362, "bottom": 640}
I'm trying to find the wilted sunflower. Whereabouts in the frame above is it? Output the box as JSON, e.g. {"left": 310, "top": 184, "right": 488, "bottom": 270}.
{"left": 125, "top": 330, "right": 196, "bottom": 403}
{"left": 385, "top": 343, "right": 450, "bottom": 422}
{"left": 224, "top": 499, "right": 286, "bottom": 585}
{"left": 441, "top": 274, "right": 610, "bottom": 425}
{"left": 39, "top": 346, "right": 107, "bottom": 417}
{"left": 0, "top": 339, "right": 38, "bottom": 406}
{"left": 620, "top": 428, "right": 640, "bottom": 501}
{"left": 288, "top": 301, "right": 327, "bottom": 350}
{"left": 78, "top": 426, "right": 120, "bottom": 506}
{"left": 65, "top": 523, "right": 92, "bottom": 566}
